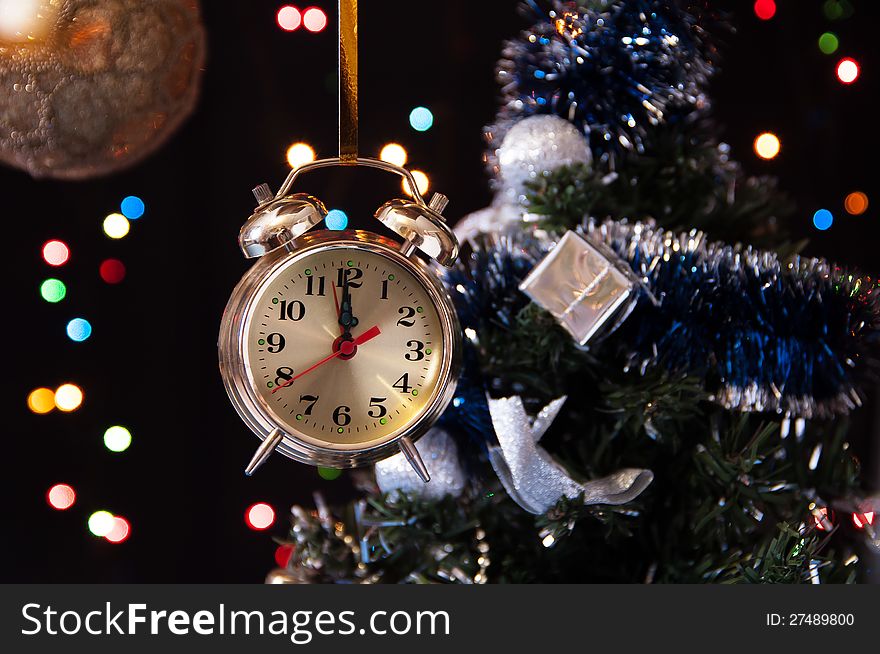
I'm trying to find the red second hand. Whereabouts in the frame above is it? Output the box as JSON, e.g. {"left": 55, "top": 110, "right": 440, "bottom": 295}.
{"left": 270, "top": 325, "right": 380, "bottom": 394}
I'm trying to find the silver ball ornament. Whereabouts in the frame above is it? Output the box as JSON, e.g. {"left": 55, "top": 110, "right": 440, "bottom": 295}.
{"left": 374, "top": 428, "right": 466, "bottom": 500}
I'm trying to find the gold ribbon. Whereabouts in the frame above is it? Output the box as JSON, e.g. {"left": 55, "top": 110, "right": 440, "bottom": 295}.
{"left": 338, "top": 0, "right": 358, "bottom": 162}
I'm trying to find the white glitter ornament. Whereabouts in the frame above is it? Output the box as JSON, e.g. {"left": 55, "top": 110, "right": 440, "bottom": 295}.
{"left": 455, "top": 115, "right": 590, "bottom": 243}
{"left": 0, "top": 0, "right": 205, "bottom": 180}
{"left": 374, "top": 428, "right": 466, "bottom": 500}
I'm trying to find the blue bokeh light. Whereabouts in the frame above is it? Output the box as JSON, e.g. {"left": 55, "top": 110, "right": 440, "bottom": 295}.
{"left": 120, "top": 196, "right": 145, "bottom": 220}
{"left": 409, "top": 106, "right": 434, "bottom": 132}
{"left": 66, "top": 318, "right": 92, "bottom": 342}
{"left": 325, "top": 209, "right": 348, "bottom": 231}
{"left": 812, "top": 209, "right": 833, "bottom": 231}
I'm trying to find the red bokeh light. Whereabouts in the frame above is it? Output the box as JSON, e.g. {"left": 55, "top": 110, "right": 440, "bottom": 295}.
{"left": 836, "top": 58, "right": 860, "bottom": 84}
{"left": 42, "top": 240, "right": 70, "bottom": 266}
{"left": 245, "top": 503, "right": 276, "bottom": 530}
{"left": 852, "top": 511, "right": 875, "bottom": 529}
{"left": 47, "top": 484, "right": 76, "bottom": 510}
{"left": 277, "top": 5, "right": 302, "bottom": 31}
{"left": 275, "top": 544, "right": 295, "bottom": 567}
{"left": 105, "top": 516, "right": 131, "bottom": 543}
{"left": 753, "top": 0, "right": 776, "bottom": 20}
{"left": 99, "top": 258, "right": 126, "bottom": 284}
{"left": 303, "top": 7, "right": 327, "bottom": 32}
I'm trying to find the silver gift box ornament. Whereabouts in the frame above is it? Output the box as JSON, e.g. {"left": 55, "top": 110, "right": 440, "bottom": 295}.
{"left": 519, "top": 231, "right": 638, "bottom": 345}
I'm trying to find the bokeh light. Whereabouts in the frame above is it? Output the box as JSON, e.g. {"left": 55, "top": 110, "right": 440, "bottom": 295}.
{"left": 120, "top": 195, "right": 145, "bottom": 220}
{"left": 105, "top": 516, "right": 131, "bottom": 544}
{"left": 275, "top": 544, "right": 295, "bottom": 567}
{"left": 47, "top": 483, "right": 76, "bottom": 510}
{"left": 104, "top": 426, "right": 132, "bottom": 453}
{"left": 852, "top": 511, "right": 874, "bottom": 529}
{"left": 402, "top": 170, "right": 430, "bottom": 198}
{"left": 823, "top": 0, "right": 854, "bottom": 21}
{"left": 88, "top": 510, "right": 115, "bottom": 537}
{"left": 286, "top": 142, "right": 316, "bottom": 169}
{"left": 379, "top": 143, "right": 408, "bottom": 167}
{"left": 836, "top": 57, "right": 859, "bottom": 84}
{"left": 325, "top": 209, "right": 348, "bottom": 231}
{"left": 844, "top": 191, "right": 868, "bottom": 215}
{"left": 66, "top": 318, "right": 92, "bottom": 342}
{"left": 409, "top": 106, "right": 434, "bottom": 132}
{"left": 40, "top": 278, "right": 66, "bottom": 303}
{"left": 818, "top": 32, "right": 839, "bottom": 55}
{"left": 245, "top": 502, "right": 276, "bottom": 530}
{"left": 302, "top": 7, "right": 327, "bottom": 32}
{"left": 277, "top": 5, "right": 302, "bottom": 31}
{"left": 813, "top": 209, "right": 834, "bottom": 231}
{"left": 100, "top": 259, "right": 126, "bottom": 284}
{"left": 27, "top": 388, "right": 55, "bottom": 414}
{"left": 753, "top": 0, "right": 776, "bottom": 20}
{"left": 753, "top": 132, "right": 780, "bottom": 160}
{"left": 318, "top": 466, "right": 342, "bottom": 480}
{"left": 54, "top": 383, "right": 83, "bottom": 412}
{"left": 42, "top": 240, "right": 70, "bottom": 266}
{"left": 103, "top": 213, "right": 130, "bottom": 239}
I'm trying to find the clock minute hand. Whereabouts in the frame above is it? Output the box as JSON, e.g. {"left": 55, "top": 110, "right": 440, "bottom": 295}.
{"left": 270, "top": 325, "right": 381, "bottom": 394}
{"left": 338, "top": 276, "right": 358, "bottom": 336}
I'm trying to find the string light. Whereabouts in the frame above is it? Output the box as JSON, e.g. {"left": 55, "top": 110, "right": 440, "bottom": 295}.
{"left": 42, "top": 240, "right": 70, "bottom": 266}
{"left": 27, "top": 388, "right": 55, "bottom": 414}
{"left": 277, "top": 5, "right": 302, "bottom": 31}
{"left": 836, "top": 58, "right": 859, "bottom": 84}
{"left": 852, "top": 511, "right": 874, "bottom": 529}
{"left": 99, "top": 259, "right": 126, "bottom": 284}
{"left": 88, "top": 510, "right": 115, "bottom": 537}
{"left": 302, "top": 7, "right": 327, "bottom": 32}
{"left": 105, "top": 516, "right": 131, "bottom": 544}
{"left": 409, "top": 106, "right": 434, "bottom": 132}
{"left": 47, "top": 484, "right": 76, "bottom": 510}
{"left": 120, "top": 195, "right": 145, "bottom": 220}
{"left": 245, "top": 503, "right": 276, "bottom": 530}
{"left": 40, "top": 278, "right": 66, "bottom": 303}
{"left": 325, "top": 209, "right": 348, "bottom": 231}
{"left": 286, "top": 142, "right": 316, "bottom": 169}
{"left": 844, "top": 191, "right": 868, "bottom": 215}
{"left": 753, "top": 0, "right": 776, "bottom": 20}
{"left": 402, "top": 170, "right": 429, "bottom": 198}
{"left": 103, "top": 426, "right": 132, "bottom": 453}
{"left": 103, "top": 213, "right": 130, "bottom": 239}
{"left": 54, "top": 383, "right": 83, "bottom": 412}
{"left": 818, "top": 32, "right": 839, "bottom": 55}
{"left": 753, "top": 132, "right": 780, "bottom": 160}
{"left": 379, "top": 143, "right": 408, "bottom": 167}
{"left": 813, "top": 209, "right": 834, "bottom": 231}
{"left": 66, "top": 318, "right": 92, "bottom": 343}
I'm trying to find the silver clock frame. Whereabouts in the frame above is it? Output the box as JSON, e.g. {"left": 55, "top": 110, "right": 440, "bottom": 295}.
{"left": 218, "top": 229, "right": 462, "bottom": 470}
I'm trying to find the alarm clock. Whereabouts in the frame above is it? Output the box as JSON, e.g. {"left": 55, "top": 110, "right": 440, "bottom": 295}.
{"left": 218, "top": 158, "right": 462, "bottom": 482}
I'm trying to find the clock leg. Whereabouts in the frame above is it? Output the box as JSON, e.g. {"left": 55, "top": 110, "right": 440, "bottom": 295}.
{"left": 245, "top": 428, "right": 284, "bottom": 476}
{"left": 399, "top": 436, "right": 431, "bottom": 483}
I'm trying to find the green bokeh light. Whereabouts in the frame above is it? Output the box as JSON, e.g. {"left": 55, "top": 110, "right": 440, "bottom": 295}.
{"left": 818, "top": 32, "right": 839, "bottom": 55}
{"left": 40, "top": 278, "right": 66, "bottom": 303}
{"left": 318, "top": 467, "right": 342, "bottom": 481}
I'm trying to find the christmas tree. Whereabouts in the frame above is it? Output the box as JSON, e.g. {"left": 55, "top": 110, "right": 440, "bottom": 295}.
{"left": 269, "top": 0, "right": 879, "bottom": 584}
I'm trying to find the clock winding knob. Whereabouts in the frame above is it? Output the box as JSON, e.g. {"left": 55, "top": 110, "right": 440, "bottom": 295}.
{"left": 428, "top": 192, "right": 449, "bottom": 215}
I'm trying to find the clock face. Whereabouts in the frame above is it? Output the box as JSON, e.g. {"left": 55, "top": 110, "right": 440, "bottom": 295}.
{"left": 243, "top": 245, "right": 446, "bottom": 450}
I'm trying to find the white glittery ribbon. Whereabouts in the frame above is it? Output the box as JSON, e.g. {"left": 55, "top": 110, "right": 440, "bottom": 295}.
{"left": 487, "top": 395, "right": 654, "bottom": 515}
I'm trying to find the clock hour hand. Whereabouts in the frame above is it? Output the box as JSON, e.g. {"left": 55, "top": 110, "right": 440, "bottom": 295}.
{"left": 338, "top": 275, "right": 358, "bottom": 336}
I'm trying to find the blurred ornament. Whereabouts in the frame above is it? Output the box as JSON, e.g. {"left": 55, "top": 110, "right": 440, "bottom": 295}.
{"left": 0, "top": 0, "right": 205, "bottom": 180}
{"left": 456, "top": 115, "right": 590, "bottom": 242}
{"left": 487, "top": 395, "right": 653, "bottom": 514}
{"left": 375, "top": 428, "right": 466, "bottom": 500}
{"left": 490, "top": 0, "right": 712, "bottom": 164}
{"left": 519, "top": 230, "right": 638, "bottom": 345}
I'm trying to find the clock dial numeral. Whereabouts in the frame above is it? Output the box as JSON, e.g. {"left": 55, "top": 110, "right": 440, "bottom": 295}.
{"left": 333, "top": 405, "right": 351, "bottom": 426}
{"left": 336, "top": 267, "right": 363, "bottom": 288}
{"left": 380, "top": 279, "right": 389, "bottom": 300}
{"left": 274, "top": 366, "right": 294, "bottom": 386}
{"left": 299, "top": 394, "right": 319, "bottom": 415}
{"left": 306, "top": 275, "right": 326, "bottom": 296}
{"left": 397, "top": 306, "right": 416, "bottom": 327}
{"left": 392, "top": 373, "right": 412, "bottom": 393}
{"left": 368, "top": 396, "right": 387, "bottom": 418}
{"left": 266, "top": 332, "right": 286, "bottom": 353}
{"left": 278, "top": 299, "right": 306, "bottom": 321}
{"left": 405, "top": 340, "right": 425, "bottom": 361}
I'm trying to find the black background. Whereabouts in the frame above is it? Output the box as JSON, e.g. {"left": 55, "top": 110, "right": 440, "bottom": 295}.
{"left": 3, "top": 0, "right": 879, "bottom": 582}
